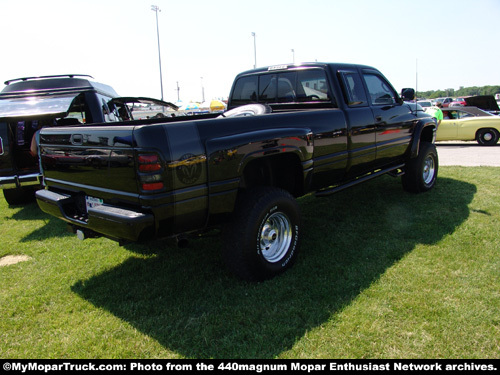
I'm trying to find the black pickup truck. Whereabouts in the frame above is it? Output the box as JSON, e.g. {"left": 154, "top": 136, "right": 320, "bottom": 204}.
{"left": 0, "top": 74, "right": 176, "bottom": 205}
{"left": 35, "top": 63, "right": 438, "bottom": 281}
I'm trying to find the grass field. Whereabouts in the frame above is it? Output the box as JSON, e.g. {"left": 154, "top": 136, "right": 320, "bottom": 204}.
{"left": 1, "top": 167, "right": 499, "bottom": 359}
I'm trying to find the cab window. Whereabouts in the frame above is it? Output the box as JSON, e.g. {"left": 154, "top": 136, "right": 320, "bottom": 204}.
{"left": 231, "top": 76, "right": 258, "bottom": 107}
{"left": 363, "top": 73, "right": 398, "bottom": 106}
{"left": 339, "top": 71, "right": 368, "bottom": 107}
{"left": 297, "top": 70, "right": 330, "bottom": 102}
{"left": 231, "top": 69, "right": 335, "bottom": 107}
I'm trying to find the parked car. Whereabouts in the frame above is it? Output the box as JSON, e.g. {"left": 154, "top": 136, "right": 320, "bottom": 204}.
{"left": 435, "top": 106, "right": 500, "bottom": 145}
{"left": 449, "top": 98, "right": 467, "bottom": 107}
{"left": 436, "top": 97, "right": 454, "bottom": 107}
{"left": 417, "top": 100, "right": 433, "bottom": 109}
{"left": 464, "top": 95, "right": 500, "bottom": 115}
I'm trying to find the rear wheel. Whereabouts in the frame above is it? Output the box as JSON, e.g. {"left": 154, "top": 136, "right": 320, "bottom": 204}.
{"left": 223, "top": 187, "right": 301, "bottom": 281}
{"left": 402, "top": 142, "right": 438, "bottom": 193}
{"left": 3, "top": 186, "right": 37, "bottom": 205}
{"left": 476, "top": 128, "right": 499, "bottom": 146}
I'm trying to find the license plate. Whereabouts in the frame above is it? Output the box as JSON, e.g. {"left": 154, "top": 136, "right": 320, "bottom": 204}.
{"left": 85, "top": 196, "right": 103, "bottom": 211}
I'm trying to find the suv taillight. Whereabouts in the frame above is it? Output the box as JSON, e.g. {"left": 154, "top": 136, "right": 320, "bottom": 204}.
{"left": 138, "top": 153, "right": 164, "bottom": 191}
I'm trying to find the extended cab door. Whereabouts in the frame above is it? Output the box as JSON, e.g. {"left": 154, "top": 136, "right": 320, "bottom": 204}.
{"left": 361, "top": 69, "right": 414, "bottom": 164}
{"left": 338, "top": 70, "right": 377, "bottom": 177}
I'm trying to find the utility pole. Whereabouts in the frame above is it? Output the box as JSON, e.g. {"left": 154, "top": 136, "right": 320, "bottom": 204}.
{"left": 151, "top": 5, "right": 164, "bottom": 101}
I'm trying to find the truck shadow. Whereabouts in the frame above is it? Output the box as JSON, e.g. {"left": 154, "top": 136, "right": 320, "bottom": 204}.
{"left": 4, "top": 201, "right": 74, "bottom": 242}
{"left": 71, "top": 176, "right": 476, "bottom": 358}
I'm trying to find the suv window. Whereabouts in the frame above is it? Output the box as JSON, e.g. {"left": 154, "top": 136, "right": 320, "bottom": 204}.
{"left": 62, "top": 94, "right": 88, "bottom": 124}
{"left": 363, "top": 73, "right": 398, "bottom": 106}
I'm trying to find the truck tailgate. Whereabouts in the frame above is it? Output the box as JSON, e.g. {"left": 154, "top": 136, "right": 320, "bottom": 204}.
{"left": 40, "top": 125, "right": 138, "bottom": 201}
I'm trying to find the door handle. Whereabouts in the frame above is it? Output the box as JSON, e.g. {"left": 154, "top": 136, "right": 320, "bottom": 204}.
{"left": 71, "top": 134, "right": 83, "bottom": 145}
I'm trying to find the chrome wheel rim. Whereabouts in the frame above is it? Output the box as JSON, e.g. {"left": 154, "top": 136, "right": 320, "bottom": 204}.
{"left": 423, "top": 155, "right": 436, "bottom": 185}
{"left": 483, "top": 132, "right": 493, "bottom": 142}
{"left": 260, "top": 212, "right": 292, "bottom": 263}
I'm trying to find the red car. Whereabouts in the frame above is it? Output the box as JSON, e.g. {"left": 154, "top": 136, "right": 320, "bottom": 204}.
{"left": 436, "top": 97, "right": 454, "bottom": 107}
{"left": 449, "top": 97, "right": 467, "bottom": 107}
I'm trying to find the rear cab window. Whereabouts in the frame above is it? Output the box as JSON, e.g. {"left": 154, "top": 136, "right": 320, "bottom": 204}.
{"left": 230, "top": 68, "right": 335, "bottom": 108}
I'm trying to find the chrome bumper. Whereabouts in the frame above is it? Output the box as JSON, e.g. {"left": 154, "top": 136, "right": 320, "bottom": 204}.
{"left": 36, "top": 189, "right": 154, "bottom": 242}
{"left": 0, "top": 173, "right": 42, "bottom": 189}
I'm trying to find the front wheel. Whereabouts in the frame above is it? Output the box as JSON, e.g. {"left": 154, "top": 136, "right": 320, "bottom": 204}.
{"left": 402, "top": 142, "right": 439, "bottom": 193}
{"left": 476, "top": 128, "right": 499, "bottom": 146}
{"left": 223, "top": 187, "right": 301, "bottom": 281}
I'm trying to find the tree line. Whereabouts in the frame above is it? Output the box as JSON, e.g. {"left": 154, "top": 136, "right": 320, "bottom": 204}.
{"left": 416, "top": 85, "right": 500, "bottom": 99}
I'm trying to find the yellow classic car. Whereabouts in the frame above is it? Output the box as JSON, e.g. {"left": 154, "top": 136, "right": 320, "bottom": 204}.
{"left": 433, "top": 107, "right": 500, "bottom": 146}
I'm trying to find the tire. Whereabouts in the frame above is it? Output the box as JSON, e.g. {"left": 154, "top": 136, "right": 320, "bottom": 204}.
{"left": 218, "top": 104, "right": 272, "bottom": 118}
{"left": 3, "top": 186, "right": 37, "bottom": 205}
{"left": 223, "top": 187, "right": 301, "bottom": 281}
{"left": 476, "top": 128, "right": 499, "bottom": 146}
{"left": 402, "top": 142, "right": 438, "bottom": 193}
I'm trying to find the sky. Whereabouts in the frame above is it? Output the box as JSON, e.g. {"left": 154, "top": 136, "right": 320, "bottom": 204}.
{"left": 1, "top": 0, "right": 499, "bottom": 103}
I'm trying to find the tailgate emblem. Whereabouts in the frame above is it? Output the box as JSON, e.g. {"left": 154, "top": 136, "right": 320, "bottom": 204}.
{"left": 174, "top": 153, "right": 203, "bottom": 185}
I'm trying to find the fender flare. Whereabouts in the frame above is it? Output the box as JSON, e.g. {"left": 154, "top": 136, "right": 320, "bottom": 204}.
{"left": 409, "top": 118, "right": 437, "bottom": 159}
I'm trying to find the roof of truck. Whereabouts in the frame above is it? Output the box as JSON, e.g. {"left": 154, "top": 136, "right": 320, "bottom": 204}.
{"left": 0, "top": 74, "right": 119, "bottom": 98}
{"left": 234, "top": 62, "right": 378, "bottom": 77}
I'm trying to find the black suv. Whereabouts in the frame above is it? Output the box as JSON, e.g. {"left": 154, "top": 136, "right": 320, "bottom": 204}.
{"left": 0, "top": 74, "right": 176, "bottom": 205}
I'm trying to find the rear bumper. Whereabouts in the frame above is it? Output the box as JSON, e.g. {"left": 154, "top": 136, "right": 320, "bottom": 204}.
{"left": 36, "top": 189, "right": 154, "bottom": 242}
{"left": 0, "top": 173, "right": 41, "bottom": 189}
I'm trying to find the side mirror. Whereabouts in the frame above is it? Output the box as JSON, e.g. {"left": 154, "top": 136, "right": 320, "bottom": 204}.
{"left": 401, "top": 88, "right": 415, "bottom": 101}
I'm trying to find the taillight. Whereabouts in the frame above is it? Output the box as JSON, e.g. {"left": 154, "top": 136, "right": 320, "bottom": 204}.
{"left": 138, "top": 155, "right": 162, "bottom": 172}
{"left": 138, "top": 153, "right": 164, "bottom": 191}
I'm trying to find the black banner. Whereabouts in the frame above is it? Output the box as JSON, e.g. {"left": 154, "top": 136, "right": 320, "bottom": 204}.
{"left": 2, "top": 359, "right": 498, "bottom": 373}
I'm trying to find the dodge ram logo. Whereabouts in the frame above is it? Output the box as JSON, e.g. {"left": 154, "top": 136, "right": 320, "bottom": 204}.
{"left": 175, "top": 153, "right": 203, "bottom": 185}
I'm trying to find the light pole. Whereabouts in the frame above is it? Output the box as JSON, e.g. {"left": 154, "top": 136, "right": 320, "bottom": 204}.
{"left": 201, "top": 77, "right": 205, "bottom": 103}
{"left": 151, "top": 5, "right": 164, "bottom": 101}
{"left": 251, "top": 32, "right": 257, "bottom": 69}
{"left": 291, "top": 49, "right": 295, "bottom": 64}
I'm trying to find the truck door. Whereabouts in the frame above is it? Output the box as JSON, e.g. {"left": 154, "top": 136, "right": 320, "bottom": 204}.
{"left": 361, "top": 70, "right": 414, "bottom": 164}
{"left": 338, "top": 70, "right": 377, "bottom": 177}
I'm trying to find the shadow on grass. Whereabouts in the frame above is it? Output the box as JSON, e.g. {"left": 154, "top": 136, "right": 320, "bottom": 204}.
{"left": 71, "top": 176, "right": 476, "bottom": 358}
{"left": 3, "top": 201, "right": 73, "bottom": 242}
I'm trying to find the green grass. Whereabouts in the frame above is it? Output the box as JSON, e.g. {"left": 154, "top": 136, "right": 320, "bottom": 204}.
{"left": 1, "top": 167, "right": 499, "bottom": 359}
